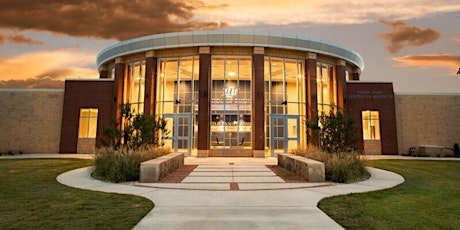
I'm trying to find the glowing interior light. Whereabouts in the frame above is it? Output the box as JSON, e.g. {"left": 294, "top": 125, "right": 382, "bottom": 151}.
{"left": 228, "top": 72, "right": 236, "bottom": 76}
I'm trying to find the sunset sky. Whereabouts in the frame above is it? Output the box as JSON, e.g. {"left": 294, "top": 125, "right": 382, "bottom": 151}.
{"left": 0, "top": 0, "right": 459, "bottom": 92}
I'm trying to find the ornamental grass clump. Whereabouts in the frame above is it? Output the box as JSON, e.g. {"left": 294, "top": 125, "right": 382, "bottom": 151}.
{"left": 93, "top": 146, "right": 170, "bottom": 182}
{"left": 293, "top": 147, "right": 369, "bottom": 183}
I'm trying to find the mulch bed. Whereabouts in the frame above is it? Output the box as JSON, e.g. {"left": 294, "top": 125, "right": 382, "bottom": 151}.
{"left": 156, "top": 165, "right": 198, "bottom": 183}
{"left": 266, "top": 165, "right": 307, "bottom": 183}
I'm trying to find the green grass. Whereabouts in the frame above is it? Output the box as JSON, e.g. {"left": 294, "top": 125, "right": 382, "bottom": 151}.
{"left": 0, "top": 158, "right": 153, "bottom": 230}
{"left": 319, "top": 160, "right": 460, "bottom": 230}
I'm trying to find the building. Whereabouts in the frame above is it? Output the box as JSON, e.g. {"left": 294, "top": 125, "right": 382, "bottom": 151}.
{"left": 58, "top": 30, "right": 398, "bottom": 157}
{"left": 2, "top": 31, "right": 459, "bottom": 156}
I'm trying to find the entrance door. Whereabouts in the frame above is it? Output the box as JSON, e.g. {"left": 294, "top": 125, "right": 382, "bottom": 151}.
{"left": 271, "top": 115, "right": 300, "bottom": 154}
{"left": 163, "top": 114, "right": 192, "bottom": 155}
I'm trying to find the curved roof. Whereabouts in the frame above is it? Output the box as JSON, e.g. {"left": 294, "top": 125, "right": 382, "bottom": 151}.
{"left": 97, "top": 30, "right": 364, "bottom": 71}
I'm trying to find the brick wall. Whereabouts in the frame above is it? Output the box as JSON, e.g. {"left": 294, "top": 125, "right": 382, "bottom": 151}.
{"left": 60, "top": 80, "right": 114, "bottom": 153}
{"left": 346, "top": 82, "right": 398, "bottom": 154}
{"left": 0, "top": 89, "right": 64, "bottom": 153}
{"left": 395, "top": 93, "right": 460, "bottom": 155}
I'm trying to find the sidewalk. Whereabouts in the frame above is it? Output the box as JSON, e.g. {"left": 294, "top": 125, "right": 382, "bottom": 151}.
{"left": 55, "top": 156, "right": 405, "bottom": 230}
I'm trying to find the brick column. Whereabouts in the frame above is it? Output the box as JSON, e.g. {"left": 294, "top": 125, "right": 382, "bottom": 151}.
{"left": 144, "top": 51, "right": 157, "bottom": 116}
{"left": 113, "top": 57, "right": 125, "bottom": 126}
{"left": 305, "top": 52, "right": 318, "bottom": 145}
{"left": 197, "top": 47, "right": 211, "bottom": 157}
{"left": 305, "top": 52, "right": 318, "bottom": 122}
{"left": 252, "top": 47, "right": 265, "bottom": 158}
{"left": 336, "top": 59, "right": 346, "bottom": 111}
{"left": 352, "top": 67, "right": 360, "bottom": 81}
{"left": 99, "top": 65, "right": 108, "bottom": 79}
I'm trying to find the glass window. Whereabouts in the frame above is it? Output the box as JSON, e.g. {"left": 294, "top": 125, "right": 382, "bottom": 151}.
{"left": 264, "top": 57, "right": 306, "bottom": 151}
{"left": 156, "top": 56, "right": 199, "bottom": 151}
{"left": 124, "top": 60, "right": 146, "bottom": 114}
{"left": 362, "top": 110, "right": 381, "bottom": 140}
{"left": 78, "top": 108, "right": 98, "bottom": 138}
{"left": 317, "top": 63, "right": 337, "bottom": 114}
{"left": 211, "top": 56, "right": 252, "bottom": 149}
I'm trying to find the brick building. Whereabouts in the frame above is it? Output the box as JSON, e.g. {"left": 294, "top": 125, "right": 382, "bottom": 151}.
{"left": 58, "top": 31, "right": 400, "bottom": 156}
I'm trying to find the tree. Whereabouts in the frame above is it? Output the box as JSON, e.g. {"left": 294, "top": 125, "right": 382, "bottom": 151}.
{"left": 101, "top": 103, "right": 169, "bottom": 150}
{"left": 307, "top": 110, "right": 357, "bottom": 154}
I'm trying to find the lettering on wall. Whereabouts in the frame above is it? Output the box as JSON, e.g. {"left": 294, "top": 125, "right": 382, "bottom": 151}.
{"left": 347, "top": 90, "right": 393, "bottom": 99}
{"left": 224, "top": 87, "right": 238, "bottom": 97}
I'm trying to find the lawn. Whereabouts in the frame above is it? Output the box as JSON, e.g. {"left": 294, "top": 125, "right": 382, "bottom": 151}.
{"left": 0, "top": 158, "right": 153, "bottom": 230}
{"left": 319, "top": 160, "right": 460, "bottom": 230}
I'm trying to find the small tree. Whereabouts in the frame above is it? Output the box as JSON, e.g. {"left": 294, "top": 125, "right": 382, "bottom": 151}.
{"left": 101, "top": 103, "right": 169, "bottom": 150}
{"left": 307, "top": 110, "right": 357, "bottom": 154}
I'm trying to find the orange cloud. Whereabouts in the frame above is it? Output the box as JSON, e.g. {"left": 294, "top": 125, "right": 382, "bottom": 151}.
{"left": 379, "top": 19, "right": 440, "bottom": 53}
{"left": 0, "top": 50, "right": 98, "bottom": 85}
{"left": 0, "top": 31, "right": 43, "bottom": 45}
{"left": 0, "top": 0, "right": 226, "bottom": 41}
{"left": 195, "top": 0, "right": 460, "bottom": 26}
{"left": 393, "top": 54, "right": 460, "bottom": 74}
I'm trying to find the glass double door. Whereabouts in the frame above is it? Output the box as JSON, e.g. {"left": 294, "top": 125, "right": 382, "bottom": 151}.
{"left": 271, "top": 115, "right": 300, "bottom": 154}
{"left": 163, "top": 114, "right": 192, "bottom": 154}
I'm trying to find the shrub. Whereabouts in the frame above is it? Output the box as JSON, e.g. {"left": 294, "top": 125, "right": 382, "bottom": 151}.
{"left": 293, "top": 147, "right": 370, "bottom": 183}
{"left": 92, "top": 146, "right": 170, "bottom": 182}
{"left": 307, "top": 111, "right": 357, "bottom": 154}
{"left": 101, "top": 103, "right": 169, "bottom": 150}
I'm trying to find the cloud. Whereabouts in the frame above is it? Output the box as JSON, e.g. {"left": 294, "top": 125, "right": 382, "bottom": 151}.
{"left": 379, "top": 19, "right": 440, "bottom": 53}
{"left": 0, "top": 0, "right": 227, "bottom": 41}
{"left": 393, "top": 54, "right": 460, "bottom": 74}
{"left": 0, "top": 77, "right": 64, "bottom": 89}
{"left": 0, "top": 49, "right": 99, "bottom": 85}
{"left": 0, "top": 31, "right": 43, "bottom": 45}
{"left": 194, "top": 0, "right": 460, "bottom": 26}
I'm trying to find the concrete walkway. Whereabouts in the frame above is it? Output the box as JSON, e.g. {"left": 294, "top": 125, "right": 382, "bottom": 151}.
{"left": 54, "top": 156, "right": 405, "bottom": 230}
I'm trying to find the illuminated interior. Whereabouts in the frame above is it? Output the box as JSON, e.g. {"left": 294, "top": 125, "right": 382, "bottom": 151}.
{"left": 317, "top": 62, "right": 337, "bottom": 115}
{"left": 362, "top": 110, "right": 381, "bottom": 140}
{"left": 124, "top": 60, "right": 146, "bottom": 114}
{"left": 211, "top": 56, "right": 252, "bottom": 149}
{"left": 78, "top": 108, "right": 98, "bottom": 138}
{"left": 156, "top": 56, "right": 200, "bottom": 154}
{"left": 264, "top": 57, "right": 306, "bottom": 154}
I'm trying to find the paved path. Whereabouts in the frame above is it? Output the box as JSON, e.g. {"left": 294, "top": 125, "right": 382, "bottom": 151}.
{"left": 55, "top": 156, "right": 405, "bottom": 230}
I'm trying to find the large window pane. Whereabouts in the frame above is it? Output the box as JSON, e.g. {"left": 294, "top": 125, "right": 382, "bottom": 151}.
{"left": 78, "top": 108, "right": 98, "bottom": 138}
{"left": 211, "top": 56, "right": 252, "bottom": 149}
{"left": 156, "top": 56, "right": 199, "bottom": 153}
{"left": 362, "top": 110, "right": 381, "bottom": 140}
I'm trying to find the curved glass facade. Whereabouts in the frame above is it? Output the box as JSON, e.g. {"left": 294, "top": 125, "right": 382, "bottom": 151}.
{"left": 210, "top": 56, "right": 252, "bottom": 150}
{"left": 156, "top": 56, "right": 200, "bottom": 154}
{"left": 317, "top": 62, "right": 337, "bottom": 114}
{"left": 264, "top": 57, "right": 306, "bottom": 154}
{"left": 124, "top": 60, "right": 146, "bottom": 114}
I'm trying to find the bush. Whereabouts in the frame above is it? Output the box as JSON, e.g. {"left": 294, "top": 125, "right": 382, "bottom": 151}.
{"left": 92, "top": 146, "right": 170, "bottom": 182}
{"left": 293, "top": 147, "right": 370, "bottom": 183}
{"left": 101, "top": 103, "right": 169, "bottom": 150}
{"left": 307, "top": 111, "right": 357, "bottom": 154}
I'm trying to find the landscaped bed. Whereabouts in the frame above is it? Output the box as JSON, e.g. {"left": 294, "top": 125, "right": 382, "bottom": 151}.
{"left": 319, "top": 160, "right": 460, "bottom": 229}
{"left": 0, "top": 158, "right": 153, "bottom": 230}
